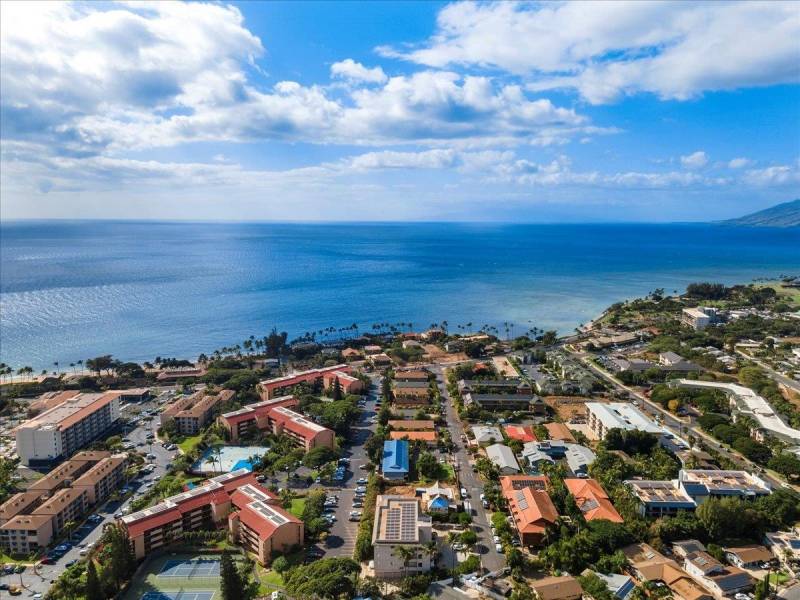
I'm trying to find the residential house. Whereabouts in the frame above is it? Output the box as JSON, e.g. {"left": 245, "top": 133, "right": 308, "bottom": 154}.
{"left": 683, "top": 551, "right": 753, "bottom": 597}
{"left": 505, "top": 425, "right": 537, "bottom": 443}
{"left": 564, "top": 478, "right": 623, "bottom": 523}
{"left": 723, "top": 546, "right": 774, "bottom": 570}
{"left": 532, "top": 575, "right": 584, "bottom": 600}
{"left": 471, "top": 425, "right": 503, "bottom": 445}
{"left": 382, "top": 440, "right": 409, "bottom": 481}
{"left": 486, "top": 444, "right": 521, "bottom": 475}
{"left": 623, "top": 543, "right": 713, "bottom": 600}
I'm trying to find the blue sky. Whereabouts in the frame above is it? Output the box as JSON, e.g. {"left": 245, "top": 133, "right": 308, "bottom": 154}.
{"left": 1, "top": 1, "right": 798, "bottom": 222}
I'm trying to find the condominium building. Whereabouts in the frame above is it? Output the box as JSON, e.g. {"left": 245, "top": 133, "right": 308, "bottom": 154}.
{"left": 0, "top": 452, "right": 125, "bottom": 554}
{"left": 218, "top": 395, "right": 299, "bottom": 443}
{"left": 500, "top": 476, "right": 558, "bottom": 546}
{"left": 682, "top": 307, "right": 719, "bottom": 331}
{"left": 121, "top": 469, "right": 300, "bottom": 565}
{"left": 266, "top": 406, "right": 335, "bottom": 450}
{"left": 15, "top": 393, "right": 122, "bottom": 466}
{"left": 393, "top": 381, "right": 431, "bottom": 407}
{"left": 585, "top": 402, "right": 664, "bottom": 440}
{"left": 257, "top": 364, "right": 362, "bottom": 400}
{"left": 394, "top": 370, "right": 431, "bottom": 382}
{"left": 160, "top": 389, "right": 234, "bottom": 435}
{"left": 372, "top": 495, "right": 433, "bottom": 579}
{"left": 626, "top": 470, "right": 771, "bottom": 517}
{"left": 463, "top": 392, "right": 545, "bottom": 413}
{"left": 228, "top": 484, "right": 304, "bottom": 565}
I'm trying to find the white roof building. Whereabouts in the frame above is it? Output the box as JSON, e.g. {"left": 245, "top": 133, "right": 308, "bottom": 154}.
{"left": 676, "top": 380, "right": 800, "bottom": 443}
{"left": 471, "top": 425, "right": 503, "bottom": 445}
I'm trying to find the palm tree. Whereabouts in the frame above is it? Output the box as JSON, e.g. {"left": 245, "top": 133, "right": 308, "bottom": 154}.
{"left": 392, "top": 544, "right": 417, "bottom": 580}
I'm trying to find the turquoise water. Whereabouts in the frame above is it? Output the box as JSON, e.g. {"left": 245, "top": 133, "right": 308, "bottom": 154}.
{"left": 1, "top": 221, "right": 798, "bottom": 369}
{"left": 191, "top": 446, "right": 269, "bottom": 473}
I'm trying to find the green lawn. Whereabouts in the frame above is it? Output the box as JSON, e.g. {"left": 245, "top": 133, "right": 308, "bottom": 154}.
{"left": 261, "top": 569, "right": 284, "bottom": 588}
{"left": 178, "top": 434, "right": 203, "bottom": 454}
{"left": 289, "top": 497, "right": 306, "bottom": 518}
{"left": 757, "top": 282, "right": 800, "bottom": 307}
{"left": 768, "top": 572, "right": 790, "bottom": 586}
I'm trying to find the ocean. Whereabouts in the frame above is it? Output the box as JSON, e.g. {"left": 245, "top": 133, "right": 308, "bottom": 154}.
{"left": 1, "top": 221, "right": 798, "bottom": 369}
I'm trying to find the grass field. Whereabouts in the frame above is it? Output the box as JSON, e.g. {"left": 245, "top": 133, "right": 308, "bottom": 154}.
{"left": 178, "top": 435, "right": 204, "bottom": 454}
{"left": 123, "top": 554, "right": 226, "bottom": 600}
{"left": 288, "top": 497, "right": 306, "bottom": 518}
{"left": 757, "top": 281, "right": 800, "bottom": 307}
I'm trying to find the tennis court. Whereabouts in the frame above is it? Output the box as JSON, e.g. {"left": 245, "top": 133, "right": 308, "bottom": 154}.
{"left": 124, "top": 554, "right": 225, "bottom": 600}
{"left": 159, "top": 559, "right": 221, "bottom": 578}
{"left": 141, "top": 592, "right": 214, "bottom": 600}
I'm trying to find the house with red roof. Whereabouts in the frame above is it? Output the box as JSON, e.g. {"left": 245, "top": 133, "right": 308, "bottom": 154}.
{"left": 500, "top": 475, "right": 558, "bottom": 546}
{"left": 505, "top": 424, "right": 538, "bottom": 443}
{"left": 564, "top": 478, "right": 623, "bottom": 523}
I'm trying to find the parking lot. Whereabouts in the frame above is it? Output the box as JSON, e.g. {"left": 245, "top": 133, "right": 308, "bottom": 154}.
{"left": 1, "top": 391, "right": 179, "bottom": 597}
{"left": 307, "top": 375, "right": 379, "bottom": 559}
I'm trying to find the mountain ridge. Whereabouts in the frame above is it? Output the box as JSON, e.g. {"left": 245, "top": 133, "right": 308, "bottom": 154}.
{"left": 722, "top": 199, "right": 800, "bottom": 227}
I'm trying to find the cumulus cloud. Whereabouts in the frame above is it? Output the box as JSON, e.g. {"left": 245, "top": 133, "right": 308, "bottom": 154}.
{"left": 0, "top": 3, "right": 598, "bottom": 154}
{"left": 383, "top": 1, "right": 800, "bottom": 103}
{"left": 728, "top": 157, "right": 753, "bottom": 169}
{"left": 330, "top": 59, "right": 387, "bottom": 84}
{"left": 680, "top": 151, "right": 709, "bottom": 170}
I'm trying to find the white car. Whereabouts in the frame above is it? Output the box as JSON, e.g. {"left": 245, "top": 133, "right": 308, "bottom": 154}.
{"left": 495, "top": 543, "right": 504, "bottom": 553}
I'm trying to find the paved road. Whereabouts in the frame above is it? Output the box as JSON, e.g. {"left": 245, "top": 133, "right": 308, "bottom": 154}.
{"left": 2, "top": 396, "right": 178, "bottom": 597}
{"left": 735, "top": 349, "right": 800, "bottom": 395}
{"left": 570, "top": 349, "right": 788, "bottom": 490}
{"left": 431, "top": 366, "right": 505, "bottom": 573}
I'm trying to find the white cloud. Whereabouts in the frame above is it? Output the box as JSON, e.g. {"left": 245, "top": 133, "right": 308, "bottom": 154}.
{"left": 0, "top": 3, "right": 601, "bottom": 154}
{"left": 728, "top": 157, "right": 753, "bottom": 169}
{"left": 742, "top": 162, "right": 800, "bottom": 186}
{"left": 330, "top": 59, "right": 387, "bottom": 84}
{"left": 383, "top": 2, "right": 800, "bottom": 104}
{"left": 345, "top": 149, "right": 456, "bottom": 170}
{"left": 680, "top": 151, "right": 709, "bottom": 170}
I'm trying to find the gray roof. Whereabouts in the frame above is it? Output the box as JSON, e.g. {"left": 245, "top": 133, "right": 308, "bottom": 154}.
{"left": 486, "top": 444, "right": 520, "bottom": 472}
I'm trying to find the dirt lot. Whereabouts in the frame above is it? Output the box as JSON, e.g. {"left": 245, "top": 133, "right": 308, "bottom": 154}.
{"left": 544, "top": 396, "right": 598, "bottom": 422}
{"left": 425, "top": 344, "right": 468, "bottom": 363}
{"left": 492, "top": 356, "right": 518, "bottom": 377}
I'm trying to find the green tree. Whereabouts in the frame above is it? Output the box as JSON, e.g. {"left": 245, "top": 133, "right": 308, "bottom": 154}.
{"left": 272, "top": 555, "right": 290, "bottom": 574}
{"left": 283, "top": 557, "right": 360, "bottom": 597}
{"left": 331, "top": 376, "right": 343, "bottom": 401}
{"left": 221, "top": 552, "right": 244, "bottom": 600}
{"left": 417, "top": 451, "right": 439, "bottom": 480}
{"left": 85, "top": 560, "right": 103, "bottom": 600}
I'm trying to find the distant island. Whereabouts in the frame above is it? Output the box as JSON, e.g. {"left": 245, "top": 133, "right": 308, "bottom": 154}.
{"left": 723, "top": 198, "right": 800, "bottom": 227}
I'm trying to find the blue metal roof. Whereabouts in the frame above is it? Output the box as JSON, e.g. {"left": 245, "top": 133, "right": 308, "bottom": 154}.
{"left": 382, "top": 440, "right": 409, "bottom": 475}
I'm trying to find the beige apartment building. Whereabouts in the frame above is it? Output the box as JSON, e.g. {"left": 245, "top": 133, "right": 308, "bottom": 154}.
{"left": 0, "top": 452, "right": 126, "bottom": 555}
{"left": 372, "top": 495, "right": 433, "bottom": 579}
{"left": 160, "top": 389, "right": 234, "bottom": 435}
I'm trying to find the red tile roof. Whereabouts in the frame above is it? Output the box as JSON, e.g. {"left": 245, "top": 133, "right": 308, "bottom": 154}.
{"left": 505, "top": 425, "right": 537, "bottom": 443}
{"left": 564, "top": 478, "right": 623, "bottom": 523}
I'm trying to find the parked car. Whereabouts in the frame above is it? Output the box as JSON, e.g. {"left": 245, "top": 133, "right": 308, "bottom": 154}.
{"left": 357, "top": 477, "right": 368, "bottom": 484}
